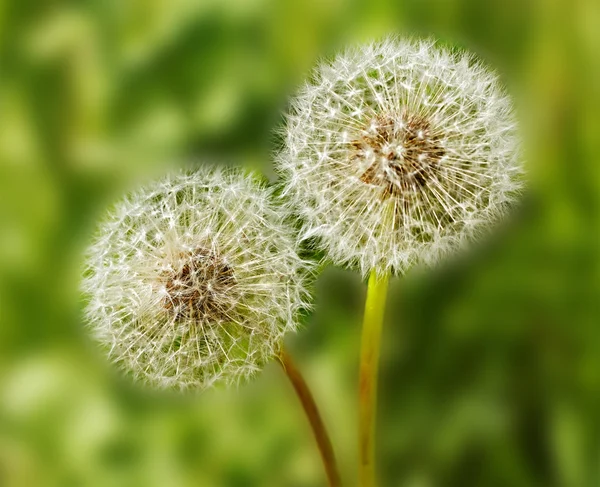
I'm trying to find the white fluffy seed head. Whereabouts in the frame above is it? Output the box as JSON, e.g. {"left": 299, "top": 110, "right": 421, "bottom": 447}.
{"left": 276, "top": 37, "right": 523, "bottom": 276}
{"left": 82, "top": 166, "right": 311, "bottom": 391}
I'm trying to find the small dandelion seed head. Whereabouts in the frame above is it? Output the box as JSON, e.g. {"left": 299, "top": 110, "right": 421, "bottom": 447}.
{"left": 277, "top": 37, "right": 524, "bottom": 276}
{"left": 82, "top": 166, "right": 312, "bottom": 391}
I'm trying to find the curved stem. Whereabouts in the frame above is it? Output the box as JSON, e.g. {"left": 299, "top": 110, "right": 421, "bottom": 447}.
{"left": 358, "top": 269, "right": 390, "bottom": 487}
{"left": 278, "top": 347, "right": 342, "bottom": 487}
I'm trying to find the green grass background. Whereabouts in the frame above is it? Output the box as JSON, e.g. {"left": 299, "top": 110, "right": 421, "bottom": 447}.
{"left": 0, "top": 1, "right": 598, "bottom": 486}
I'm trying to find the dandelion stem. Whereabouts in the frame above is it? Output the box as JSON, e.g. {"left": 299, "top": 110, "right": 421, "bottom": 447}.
{"left": 278, "top": 347, "right": 342, "bottom": 487}
{"left": 358, "top": 269, "right": 390, "bottom": 487}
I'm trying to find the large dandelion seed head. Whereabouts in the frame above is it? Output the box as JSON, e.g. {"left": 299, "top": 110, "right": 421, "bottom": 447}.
{"left": 277, "top": 37, "right": 523, "bottom": 276}
{"left": 82, "top": 167, "right": 311, "bottom": 391}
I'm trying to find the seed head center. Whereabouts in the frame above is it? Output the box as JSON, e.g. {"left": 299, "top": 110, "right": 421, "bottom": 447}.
{"left": 351, "top": 111, "right": 445, "bottom": 197}
{"left": 163, "top": 247, "right": 237, "bottom": 322}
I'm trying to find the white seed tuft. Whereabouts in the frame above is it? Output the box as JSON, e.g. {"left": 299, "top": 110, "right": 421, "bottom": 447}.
{"left": 276, "top": 37, "right": 523, "bottom": 276}
{"left": 82, "top": 166, "right": 311, "bottom": 391}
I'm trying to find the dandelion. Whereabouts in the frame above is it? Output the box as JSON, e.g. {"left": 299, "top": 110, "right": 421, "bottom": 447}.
{"left": 276, "top": 37, "right": 523, "bottom": 487}
{"left": 82, "top": 166, "right": 342, "bottom": 487}
{"left": 277, "top": 37, "right": 522, "bottom": 276}
{"left": 82, "top": 167, "right": 311, "bottom": 391}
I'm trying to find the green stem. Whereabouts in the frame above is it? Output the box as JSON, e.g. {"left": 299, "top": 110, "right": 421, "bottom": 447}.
{"left": 358, "top": 269, "right": 390, "bottom": 487}
{"left": 278, "top": 347, "right": 343, "bottom": 487}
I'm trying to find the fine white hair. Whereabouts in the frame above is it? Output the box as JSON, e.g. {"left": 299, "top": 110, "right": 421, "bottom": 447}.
{"left": 82, "top": 166, "right": 312, "bottom": 391}
{"left": 276, "top": 37, "right": 523, "bottom": 276}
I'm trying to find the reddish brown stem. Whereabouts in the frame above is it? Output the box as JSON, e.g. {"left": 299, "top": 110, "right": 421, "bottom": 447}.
{"left": 278, "top": 347, "right": 342, "bottom": 487}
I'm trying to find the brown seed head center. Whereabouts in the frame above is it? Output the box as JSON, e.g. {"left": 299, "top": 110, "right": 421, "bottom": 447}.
{"left": 163, "top": 247, "right": 237, "bottom": 322}
{"left": 351, "top": 111, "right": 445, "bottom": 197}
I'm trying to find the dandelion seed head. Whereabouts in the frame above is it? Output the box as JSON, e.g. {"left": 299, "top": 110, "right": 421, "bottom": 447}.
{"left": 82, "top": 167, "right": 311, "bottom": 391}
{"left": 277, "top": 37, "right": 523, "bottom": 276}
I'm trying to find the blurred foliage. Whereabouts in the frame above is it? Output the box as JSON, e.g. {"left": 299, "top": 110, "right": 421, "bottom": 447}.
{"left": 0, "top": 0, "right": 599, "bottom": 486}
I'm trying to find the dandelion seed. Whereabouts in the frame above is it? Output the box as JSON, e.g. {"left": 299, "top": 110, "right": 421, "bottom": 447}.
{"left": 277, "top": 37, "right": 523, "bottom": 276}
{"left": 82, "top": 167, "right": 311, "bottom": 391}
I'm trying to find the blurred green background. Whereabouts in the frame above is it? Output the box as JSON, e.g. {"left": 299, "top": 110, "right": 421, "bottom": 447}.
{"left": 0, "top": 0, "right": 598, "bottom": 486}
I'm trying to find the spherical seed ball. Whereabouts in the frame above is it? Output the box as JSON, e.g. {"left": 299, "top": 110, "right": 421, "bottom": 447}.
{"left": 82, "top": 167, "right": 311, "bottom": 391}
{"left": 277, "top": 37, "right": 523, "bottom": 277}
